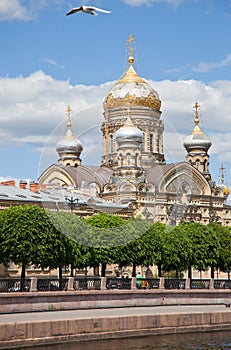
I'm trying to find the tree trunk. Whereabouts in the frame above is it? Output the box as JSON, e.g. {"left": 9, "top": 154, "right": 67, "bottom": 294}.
{"left": 59, "top": 265, "right": 62, "bottom": 279}
{"left": 21, "top": 264, "right": 26, "bottom": 279}
{"left": 70, "top": 264, "right": 74, "bottom": 277}
{"left": 188, "top": 266, "right": 192, "bottom": 279}
{"left": 211, "top": 266, "right": 215, "bottom": 279}
{"left": 132, "top": 263, "right": 137, "bottom": 277}
{"left": 157, "top": 263, "right": 162, "bottom": 277}
{"left": 101, "top": 262, "right": 106, "bottom": 277}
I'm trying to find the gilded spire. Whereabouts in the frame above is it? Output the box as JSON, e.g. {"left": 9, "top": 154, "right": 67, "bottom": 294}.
{"left": 65, "top": 105, "right": 74, "bottom": 138}
{"left": 116, "top": 34, "right": 145, "bottom": 84}
{"left": 220, "top": 164, "right": 225, "bottom": 185}
{"left": 193, "top": 101, "right": 200, "bottom": 126}
{"left": 127, "top": 34, "right": 135, "bottom": 66}
{"left": 219, "top": 164, "right": 230, "bottom": 196}
{"left": 66, "top": 105, "right": 72, "bottom": 131}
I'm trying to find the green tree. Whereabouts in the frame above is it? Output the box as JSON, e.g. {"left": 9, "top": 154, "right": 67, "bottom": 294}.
{"left": 49, "top": 211, "right": 92, "bottom": 276}
{"left": 0, "top": 205, "right": 58, "bottom": 278}
{"left": 209, "top": 223, "right": 231, "bottom": 278}
{"left": 84, "top": 213, "right": 127, "bottom": 276}
{"left": 142, "top": 222, "right": 166, "bottom": 277}
{"left": 162, "top": 224, "right": 192, "bottom": 278}
{"left": 114, "top": 217, "right": 152, "bottom": 277}
{"left": 181, "top": 222, "right": 220, "bottom": 278}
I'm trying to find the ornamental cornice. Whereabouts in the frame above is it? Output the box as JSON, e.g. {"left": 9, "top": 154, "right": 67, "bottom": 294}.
{"left": 105, "top": 92, "right": 161, "bottom": 110}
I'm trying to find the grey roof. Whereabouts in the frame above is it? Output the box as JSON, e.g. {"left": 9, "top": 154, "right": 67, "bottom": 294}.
{"left": 0, "top": 185, "right": 61, "bottom": 203}
{"left": 61, "top": 165, "right": 113, "bottom": 189}
{"left": 146, "top": 163, "right": 178, "bottom": 186}
{"left": 0, "top": 183, "right": 131, "bottom": 211}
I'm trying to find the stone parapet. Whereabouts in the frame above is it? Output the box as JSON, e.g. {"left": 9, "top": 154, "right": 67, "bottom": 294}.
{"left": 0, "top": 308, "right": 231, "bottom": 349}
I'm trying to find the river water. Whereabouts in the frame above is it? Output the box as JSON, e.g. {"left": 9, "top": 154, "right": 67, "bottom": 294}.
{"left": 14, "top": 330, "right": 231, "bottom": 349}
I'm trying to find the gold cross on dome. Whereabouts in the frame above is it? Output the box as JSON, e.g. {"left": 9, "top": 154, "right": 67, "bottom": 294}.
{"left": 219, "top": 164, "right": 225, "bottom": 184}
{"left": 193, "top": 101, "right": 200, "bottom": 113}
{"left": 66, "top": 105, "right": 72, "bottom": 130}
{"left": 193, "top": 101, "right": 200, "bottom": 126}
{"left": 127, "top": 34, "right": 135, "bottom": 57}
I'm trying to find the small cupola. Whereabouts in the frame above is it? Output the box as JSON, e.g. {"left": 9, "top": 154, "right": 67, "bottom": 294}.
{"left": 56, "top": 106, "right": 83, "bottom": 167}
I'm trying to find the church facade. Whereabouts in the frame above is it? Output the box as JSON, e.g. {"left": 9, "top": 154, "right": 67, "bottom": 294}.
{"left": 37, "top": 35, "right": 231, "bottom": 226}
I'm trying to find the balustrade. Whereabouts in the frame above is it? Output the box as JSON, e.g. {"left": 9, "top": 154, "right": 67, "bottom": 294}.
{"left": 0, "top": 277, "right": 230, "bottom": 293}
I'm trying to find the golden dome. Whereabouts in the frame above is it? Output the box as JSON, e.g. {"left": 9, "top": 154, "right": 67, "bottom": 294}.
{"left": 104, "top": 35, "right": 161, "bottom": 110}
{"left": 223, "top": 185, "right": 230, "bottom": 196}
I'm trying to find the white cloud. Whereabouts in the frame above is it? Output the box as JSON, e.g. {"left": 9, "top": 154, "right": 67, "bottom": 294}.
{"left": 122, "top": 0, "right": 185, "bottom": 7}
{"left": 194, "top": 54, "right": 231, "bottom": 73}
{"left": 0, "top": 70, "right": 231, "bottom": 182}
{"left": 0, "top": 0, "right": 59, "bottom": 21}
{"left": 43, "top": 58, "right": 65, "bottom": 70}
{"left": 0, "top": 0, "right": 28, "bottom": 21}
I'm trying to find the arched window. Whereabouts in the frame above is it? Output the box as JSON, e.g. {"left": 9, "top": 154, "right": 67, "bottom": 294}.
{"left": 110, "top": 134, "right": 113, "bottom": 153}
{"left": 156, "top": 134, "right": 159, "bottom": 152}
{"left": 127, "top": 153, "right": 131, "bottom": 166}
{"left": 135, "top": 153, "right": 138, "bottom": 166}
{"left": 195, "top": 159, "right": 200, "bottom": 170}
{"left": 120, "top": 153, "right": 123, "bottom": 166}
{"left": 141, "top": 133, "right": 145, "bottom": 151}
{"left": 203, "top": 160, "right": 207, "bottom": 172}
{"left": 150, "top": 133, "right": 153, "bottom": 152}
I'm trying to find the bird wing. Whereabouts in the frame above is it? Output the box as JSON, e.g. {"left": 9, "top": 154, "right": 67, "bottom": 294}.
{"left": 65, "top": 7, "right": 82, "bottom": 16}
{"left": 90, "top": 6, "right": 111, "bottom": 14}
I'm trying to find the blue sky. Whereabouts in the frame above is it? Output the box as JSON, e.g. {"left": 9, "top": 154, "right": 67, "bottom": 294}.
{"left": 0, "top": 0, "right": 231, "bottom": 194}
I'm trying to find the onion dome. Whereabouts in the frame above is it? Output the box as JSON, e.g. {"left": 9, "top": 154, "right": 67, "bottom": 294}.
{"left": 104, "top": 35, "right": 161, "bottom": 110}
{"left": 223, "top": 185, "right": 230, "bottom": 196}
{"left": 56, "top": 106, "right": 83, "bottom": 157}
{"left": 115, "top": 117, "right": 143, "bottom": 143}
{"left": 183, "top": 102, "right": 211, "bottom": 153}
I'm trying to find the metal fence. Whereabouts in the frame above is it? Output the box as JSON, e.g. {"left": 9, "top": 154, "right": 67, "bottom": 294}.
{"left": 1, "top": 277, "right": 231, "bottom": 292}
{"left": 74, "top": 277, "right": 101, "bottom": 290}
{"left": 190, "top": 279, "right": 210, "bottom": 289}
{"left": 164, "top": 279, "right": 186, "bottom": 289}
{"left": 214, "top": 279, "right": 231, "bottom": 289}
{"left": 37, "top": 278, "right": 68, "bottom": 291}
{"left": 0, "top": 279, "right": 31, "bottom": 292}
{"left": 106, "top": 277, "right": 132, "bottom": 289}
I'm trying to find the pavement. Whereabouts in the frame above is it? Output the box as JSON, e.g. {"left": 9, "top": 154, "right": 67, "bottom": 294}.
{"left": 0, "top": 304, "right": 230, "bottom": 324}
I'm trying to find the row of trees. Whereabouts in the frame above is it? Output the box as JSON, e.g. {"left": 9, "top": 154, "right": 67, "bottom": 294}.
{"left": 0, "top": 205, "right": 231, "bottom": 279}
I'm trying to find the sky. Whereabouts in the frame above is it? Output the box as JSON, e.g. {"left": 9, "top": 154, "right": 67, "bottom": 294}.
{"left": 0, "top": 0, "right": 231, "bottom": 195}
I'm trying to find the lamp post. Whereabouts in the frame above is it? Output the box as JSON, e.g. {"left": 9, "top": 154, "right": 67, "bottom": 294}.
{"left": 65, "top": 196, "right": 79, "bottom": 212}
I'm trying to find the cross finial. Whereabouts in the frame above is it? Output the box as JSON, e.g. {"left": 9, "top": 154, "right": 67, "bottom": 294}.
{"left": 66, "top": 105, "right": 72, "bottom": 130}
{"left": 219, "top": 164, "right": 225, "bottom": 185}
{"left": 193, "top": 101, "right": 200, "bottom": 126}
{"left": 127, "top": 34, "right": 135, "bottom": 66}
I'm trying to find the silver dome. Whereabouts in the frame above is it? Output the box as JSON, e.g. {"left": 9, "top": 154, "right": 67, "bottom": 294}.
{"left": 56, "top": 130, "right": 83, "bottom": 155}
{"left": 115, "top": 117, "right": 143, "bottom": 143}
{"left": 183, "top": 131, "right": 211, "bottom": 152}
{"left": 115, "top": 126, "right": 143, "bottom": 141}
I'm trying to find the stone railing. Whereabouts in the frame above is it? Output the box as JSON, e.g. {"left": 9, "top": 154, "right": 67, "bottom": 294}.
{"left": 0, "top": 277, "right": 231, "bottom": 293}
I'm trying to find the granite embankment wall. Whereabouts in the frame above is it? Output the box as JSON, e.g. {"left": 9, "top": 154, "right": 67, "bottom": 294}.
{"left": 1, "top": 308, "right": 231, "bottom": 349}
{"left": 0, "top": 289, "right": 231, "bottom": 314}
{"left": 1, "top": 290, "right": 231, "bottom": 348}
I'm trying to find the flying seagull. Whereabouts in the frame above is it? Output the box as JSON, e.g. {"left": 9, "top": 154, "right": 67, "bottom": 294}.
{"left": 66, "top": 6, "right": 111, "bottom": 16}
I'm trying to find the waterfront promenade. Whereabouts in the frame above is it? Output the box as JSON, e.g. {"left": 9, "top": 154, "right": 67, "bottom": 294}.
{"left": 1, "top": 305, "right": 231, "bottom": 349}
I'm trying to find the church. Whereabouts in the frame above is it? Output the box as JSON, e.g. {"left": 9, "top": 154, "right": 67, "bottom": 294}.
{"left": 36, "top": 35, "right": 230, "bottom": 226}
